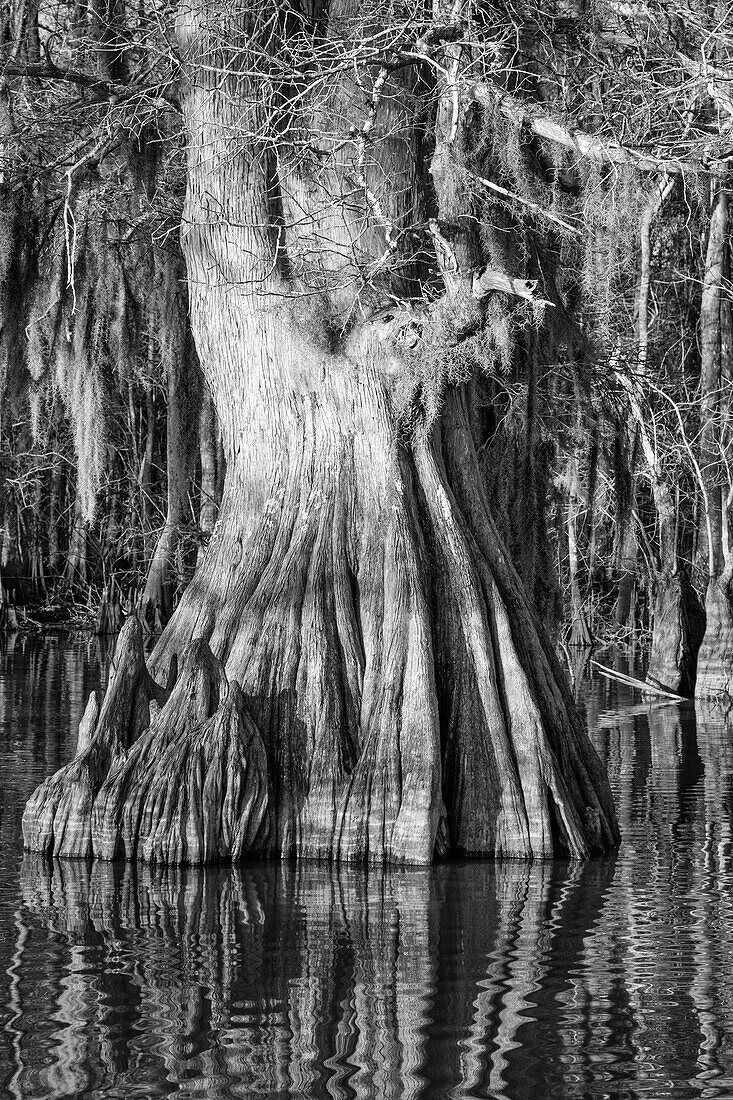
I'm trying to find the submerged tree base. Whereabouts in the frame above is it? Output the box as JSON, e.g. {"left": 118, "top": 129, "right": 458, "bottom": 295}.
{"left": 25, "top": 607, "right": 619, "bottom": 865}
{"left": 646, "top": 571, "right": 706, "bottom": 697}
{"left": 23, "top": 386, "right": 620, "bottom": 866}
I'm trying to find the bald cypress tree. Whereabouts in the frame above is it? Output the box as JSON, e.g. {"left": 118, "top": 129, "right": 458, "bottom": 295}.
{"left": 13, "top": 0, "right": 628, "bottom": 864}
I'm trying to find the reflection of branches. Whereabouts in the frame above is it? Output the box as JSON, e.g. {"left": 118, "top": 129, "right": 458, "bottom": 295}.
{"left": 4, "top": 906, "right": 27, "bottom": 1100}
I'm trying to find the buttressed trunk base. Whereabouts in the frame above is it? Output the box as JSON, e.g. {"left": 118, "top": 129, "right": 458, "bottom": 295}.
{"left": 23, "top": 326, "right": 619, "bottom": 865}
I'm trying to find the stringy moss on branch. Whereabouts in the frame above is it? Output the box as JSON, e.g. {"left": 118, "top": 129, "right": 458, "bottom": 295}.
{"left": 475, "top": 101, "right": 667, "bottom": 347}
{"left": 15, "top": 153, "right": 188, "bottom": 523}
{"left": 390, "top": 292, "right": 545, "bottom": 429}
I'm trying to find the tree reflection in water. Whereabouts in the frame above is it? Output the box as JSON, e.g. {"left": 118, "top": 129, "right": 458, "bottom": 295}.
{"left": 4, "top": 650, "right": 733, "bottom": 1098}
{"left": 10, "top": 857, "right": 625, "bottom": 1100}
{"left": 1, "top": 852, "right": 678, "bottom": 1098}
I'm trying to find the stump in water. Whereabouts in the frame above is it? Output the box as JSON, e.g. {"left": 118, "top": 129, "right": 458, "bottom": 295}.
{"left": 95, "top": 584, "right": 124, "bottom": 635}
{"left": 646, "top": 571, "right": 706, "bottom": 696}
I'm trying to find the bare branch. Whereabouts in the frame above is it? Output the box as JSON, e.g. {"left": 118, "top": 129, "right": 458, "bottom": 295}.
{"left": 469, "top": 170, "right": 583, "bottom": 237}
{"left": 470, "top": 82, "right": 729, "bottom": 176}
{"left": 0, "top": 58, "right": 179, "bottom": 109}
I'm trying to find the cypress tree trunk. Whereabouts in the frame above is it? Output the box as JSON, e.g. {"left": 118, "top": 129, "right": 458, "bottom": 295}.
{"left": 646, "top": 476, "right": 704, "bottom": 696}
{"left": 565, "top": 459, "right": 592, "bottom": 647}
{"left": 22, "top": 0, "right": 619, "bottom": 864}
{"left": 621, "top": 176, "right": 705, "bottom": 695}
{"left": 140, "top": 380, "right": 156, "bottom": 558}
{"left": 142, "top": 302, "right": 200, "bottom": 628}
{"left": 613, "top": 498, "right": 638, "bottom": 630}
{"left": 47, "top": 455, "right": 63, "bottom": 576}
{"left": 647, "top": 570, "right": 706, "bottom": 696}
{"left": 696, "top": 189, "right": 733, "bottom": 697}
{"left": 23, "top": 366, "right": 619, "bottom": 862}
{"left": 64, "top": 484, "right": 88, "bottom": 588}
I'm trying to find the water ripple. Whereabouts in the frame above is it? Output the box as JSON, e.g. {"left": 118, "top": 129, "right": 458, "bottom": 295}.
{"left": 3, "top": 642, "right": 733, "bottom": 1096}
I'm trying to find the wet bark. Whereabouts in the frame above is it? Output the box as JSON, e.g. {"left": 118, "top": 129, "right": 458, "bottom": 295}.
{"left": 646, "top": 480, "right": 705, "bottom": 696}
{"left": 696, "top": 573, "right": 733, "bottom": 698}
{"left": 22, "top": 617, "right": 163, "bottom": 857}
{"left": 647, "top": 571, "right": 706, "bottom": 696}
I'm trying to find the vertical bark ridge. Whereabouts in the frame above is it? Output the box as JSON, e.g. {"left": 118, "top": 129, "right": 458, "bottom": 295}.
{"left": 696, "top": 188, "right": 733, "bottom": 698}
{"left": 696, "top": 577, "right": 733, "bottom": 699}
{"left": 647, "top": 571, "right": 705, "bottom": 696}
{"left": 90, "top": 640, "right": 269, "bottom": 863}
{"left": 413, "top": 432, "right": 533, "bottom": 857}
{"left": 439, "top": 389, "right": 619, "bottom": 854}
{"left": 336, "top": 455, "right": 442, "bottom": 863}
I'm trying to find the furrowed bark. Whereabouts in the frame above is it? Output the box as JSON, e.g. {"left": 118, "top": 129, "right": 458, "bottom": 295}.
{"left": 198, "top": 386, "right": 219, "bottom": 559}
{"left": 92, "top": 642, "right": 269, "bottom": 863}
{"left": 696, "top": 574, "right": 733, "bottom": 698}
{"left": 24, "top": 332, "right": 618, "bottom": 864}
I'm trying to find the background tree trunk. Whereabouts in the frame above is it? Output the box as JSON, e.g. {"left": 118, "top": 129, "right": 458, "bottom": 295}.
{"left": 64, "top": 484, "right": 88, "bottom": 589}
{"left": 695, "top": 189, "right": 733, "bottom": 697}
{"left": 142, "top": 308, "right": 201, "bottom": 629}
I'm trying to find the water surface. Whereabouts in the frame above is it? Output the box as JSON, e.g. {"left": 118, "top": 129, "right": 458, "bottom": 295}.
{"left": 2, "top": 638, "right": 733, "bottom": 1099}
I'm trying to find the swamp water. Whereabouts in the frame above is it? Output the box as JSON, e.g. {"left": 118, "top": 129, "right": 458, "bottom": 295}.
{"left": 1, "top": 637, "right": 733, "bottom": 1099}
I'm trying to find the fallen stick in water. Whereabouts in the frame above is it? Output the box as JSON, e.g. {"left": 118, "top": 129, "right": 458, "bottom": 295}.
{"left": 590, "top": 660, "right": 687, "bottom": 701}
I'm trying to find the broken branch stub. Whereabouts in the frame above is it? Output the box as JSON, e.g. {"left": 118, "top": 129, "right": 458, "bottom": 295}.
{"left": 429, "top": 219, "right": 553, "bottom": 306}
{"left": 472, "top": 268, "right": 553, "bottom": 306}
